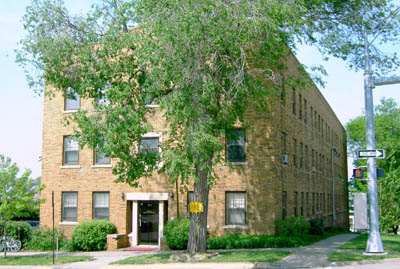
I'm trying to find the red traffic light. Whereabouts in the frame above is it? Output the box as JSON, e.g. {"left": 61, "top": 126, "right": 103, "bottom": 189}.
{"left": 353, "top": 168, "right": 364, "bottom": 178}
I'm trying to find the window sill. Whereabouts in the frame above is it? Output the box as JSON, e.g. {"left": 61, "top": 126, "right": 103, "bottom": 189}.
{"left": 62, "top": 110, "right": 79, "bottom": 114}
{"left": 145, "top": 104, "right": 160, "bottom": 108}
{"left": 91, "top": 164, "right": 112, "bottom": 168}
{"left": 60, "top": 165, "right": 81, "bottom": 169}
{"left": 223, "top": 225, "right": 249, "bottom": 230}
{"left": 59, "top": 221, "right": 78, "bottom": 226}
{"left": 226, "top": 161, "right": 248, "bottom": 166}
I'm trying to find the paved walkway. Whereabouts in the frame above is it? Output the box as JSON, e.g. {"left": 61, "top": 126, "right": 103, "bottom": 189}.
{"left": 267, "top": 233, "right": 359, "bottom": 268}
{"left": 1, "top": 233, "right": 400, "bottom": 268}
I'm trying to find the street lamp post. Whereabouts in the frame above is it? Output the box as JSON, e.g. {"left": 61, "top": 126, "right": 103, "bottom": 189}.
{"left": 363, "top": 26, "right": 385, "bottom": 254}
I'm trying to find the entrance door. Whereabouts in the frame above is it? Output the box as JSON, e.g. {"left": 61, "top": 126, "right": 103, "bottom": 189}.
{"left": 139, "top": 201, "right": 159, "bottom": 245}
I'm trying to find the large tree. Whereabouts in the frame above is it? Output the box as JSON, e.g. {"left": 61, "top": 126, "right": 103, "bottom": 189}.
{"left": 17, "top": 0, "right": 400, "bottom": 253}
{"left": 347, "top": 98, "right": 400, "bottom": 234}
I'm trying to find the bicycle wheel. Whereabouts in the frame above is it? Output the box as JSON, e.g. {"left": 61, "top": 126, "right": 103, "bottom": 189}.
{"left": 10, "top": 240, "right": 21, "bottom": 252}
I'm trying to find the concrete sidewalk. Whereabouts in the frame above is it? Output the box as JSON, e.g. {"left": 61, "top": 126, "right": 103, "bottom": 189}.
{"left": 1, "top": 233, "right": 400, "bottom": 268}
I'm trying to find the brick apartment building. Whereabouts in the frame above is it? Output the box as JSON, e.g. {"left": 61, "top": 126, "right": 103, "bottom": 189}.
{"left": 40, "top": 52, "right": 349, "bottom": 248}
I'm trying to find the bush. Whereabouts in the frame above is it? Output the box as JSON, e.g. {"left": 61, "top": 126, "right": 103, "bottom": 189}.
{"left": 309, "top": 218, "right": 324, "bottom": 235}
{"left": 25, "top": 227, "right": 70, "bottom": 251}
{"left": 0, "top": 221, "right": 32, "bottom": 247}
{"left": 71, "top": 219, "right": 116, "bottom": 251}
{"left": 164, "top": 218, "right": 190, "bottom": 250}
{"left": 206, "top": 234, "right": 304, "bottom": 249}
{"left": 275, "top": 216, "right": 310, "bottom": 237}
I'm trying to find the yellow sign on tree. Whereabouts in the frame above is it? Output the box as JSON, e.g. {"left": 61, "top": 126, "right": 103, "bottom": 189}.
{"left": 189, "top": 202, "right": 203, "bottom": 214}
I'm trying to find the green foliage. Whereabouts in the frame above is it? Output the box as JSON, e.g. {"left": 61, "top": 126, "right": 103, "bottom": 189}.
{"left": 71, "top": 219, "right": 116, "bottom": 251}
{"left": 206, "top": 234, "right": 304, "bottom": 249}
{"left": 275, "top": 216, "right": 310, "bottom": 237}
{"left": 0, "top": 155, "right": 44, "bottom": 257}
{"left": 25, "top": 227, "right": 70, "bottom": 251}
{"left": 309, "top": 218, "right": 325, "bottom": 235}
{"left": 0, "top": 221, "right": 32, "bottom": 247}
{"left": 164, "top": 218, "right": 190, "bottom": 250}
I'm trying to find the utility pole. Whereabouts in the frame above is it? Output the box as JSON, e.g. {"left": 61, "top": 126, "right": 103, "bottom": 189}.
{"left": 363, "top": 27, "right": 400, "bottom": 254}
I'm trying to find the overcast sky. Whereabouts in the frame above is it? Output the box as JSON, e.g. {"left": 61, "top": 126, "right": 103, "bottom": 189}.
{"left": 1, "top": 1, "right": 399, "bottom": 178}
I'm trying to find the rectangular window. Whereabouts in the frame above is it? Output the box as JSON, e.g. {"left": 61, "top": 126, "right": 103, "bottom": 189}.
{"left": 320, "top": 193, "right": 323, "bottom": 213}
{"left": 65, "top": 87, "right": 80, "bottom": 111}
{"left": 306, "top": 192, "right": 309, "bottom": 217}
{"left": 316, "top": 193, "right": 319, "bottom": 212}
{"left": 281, "top": 132, "right": 286, "bottom": 156}
{"left": 294, "top": 192, "right": 298, "bottom": 217}
{"left": 321, "top": 118, "right": 324, "bottom": 137}
{"left": 300, "top": 192, "right": 304, "bottom": 216}
{"left": 94, "top": 140, "right": 110, "bottom": 165}
{"left": 305, "top": 145, "right": 308, "bottom": 171}
{"left": 282, "top": 191, "right": 287, "bottom": 219}
{"left": 314, "top": 111, "right": 317, "bottom": 129}
{"left": 299, "top": 142, "right": 303, "bottom": 169}
{"left": 93, "top": 192, "right": 109, "bottom": 220}
{"left": 140, "top": 137, "right": 159, "bottom": 154}
{"left": 226, "top": 192, "right": 246, "bottom": 225}
{"left": 96, "top": 84, "right": 110, "bottom": 106}
{"left": 293, "top": 139, "right": 297, "bottom": 167}
{"left": 318, "top": 115, "right": 321, "bottom": 132}
{"left": 226, "top": 129, "right": 245, "bottom": 162}
{"left": 299, "top": 94, "right": 302, "bottom": 120}
{"left": 292, "top": 88, "right": 296, "bottom": 115}
{"left": 304, "top": 99, "right": 307, "bottom": 124}
{"left": 312, "top": 192, "right": 315, "bottom": 216}
{"left": 310, "top": 107, "right": 313, "bottom": 128}
{"left": 311, "top": 149, "right": 315, "bottom": 170}
{"left": 280, "top": 75, "right": 285, "bottom": 106}
{"left": 62, "top": 192, "right": 77, "bottom": 222}
{"left": 63, "top": 136, "right": 79, "bottom": 165}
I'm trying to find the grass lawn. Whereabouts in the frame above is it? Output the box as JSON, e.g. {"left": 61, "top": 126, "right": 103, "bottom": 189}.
{"left": 113, "top": 251, "right": 290, "bottom": 265}
{"left": 329, "top": 252, "right": 400, "bottom": 262}
{"left": 0, "top": 255, "right": 93, "bottom": 265}
{"left": 339, "top": 234, "right": 400, "bottom": 252}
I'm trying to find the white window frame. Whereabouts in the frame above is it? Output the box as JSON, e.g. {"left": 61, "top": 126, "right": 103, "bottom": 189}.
{"left": 140, "top": 133, "right": 163, "bottom": 168}
{"left": 62, "top": 192, "right": 78, "bottom": 222}
{"left": 226, "top": 191, "right": 246, "bottom": 225}
{"left": 93, "top": 192, "right": 110, "bottom": 220}
{"left": 64, "top": 87, "right": 80, "bottom": 111}
{"left": 63, "top": 136, "right": 79, "bottom": 166}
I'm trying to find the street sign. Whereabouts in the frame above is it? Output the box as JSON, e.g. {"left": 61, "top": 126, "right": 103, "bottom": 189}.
{"left": 357, "top": 149, "right": 385, "bottom": 159}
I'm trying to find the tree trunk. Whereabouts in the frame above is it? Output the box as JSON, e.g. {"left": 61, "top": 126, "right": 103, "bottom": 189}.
{"left": 187, "top": 159, "right": 211, "bottom": 254}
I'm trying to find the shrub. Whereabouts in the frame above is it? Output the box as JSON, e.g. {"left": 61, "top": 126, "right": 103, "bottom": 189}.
{"left": 164, "top": 218, "right": 190, "bottom": 250}
{"left": 309, "top": 218, "right": 324, "bottom": 235}
{"left": 71, "top": 219, "right": 116, "bottom": 251}
{"left": 206, "top": 234, "right": 304, "bottom": 249}
{"left": 0, "top": 221, "right": 32, "bottom": 247}
{"left": 275, "top": 216, "right": 310, "bottom": 237}
{"left": 25, "top": 227, "right": 70, "bottom": 251}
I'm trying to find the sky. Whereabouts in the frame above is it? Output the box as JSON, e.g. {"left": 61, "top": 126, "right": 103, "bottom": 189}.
{"left": 0, "top": 1, "right": 399, "bottom": 179}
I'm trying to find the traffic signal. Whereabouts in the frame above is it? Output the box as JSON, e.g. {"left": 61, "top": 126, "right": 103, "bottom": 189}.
{"left": 353, "top": 168, "right": 364, "bottom": 178}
